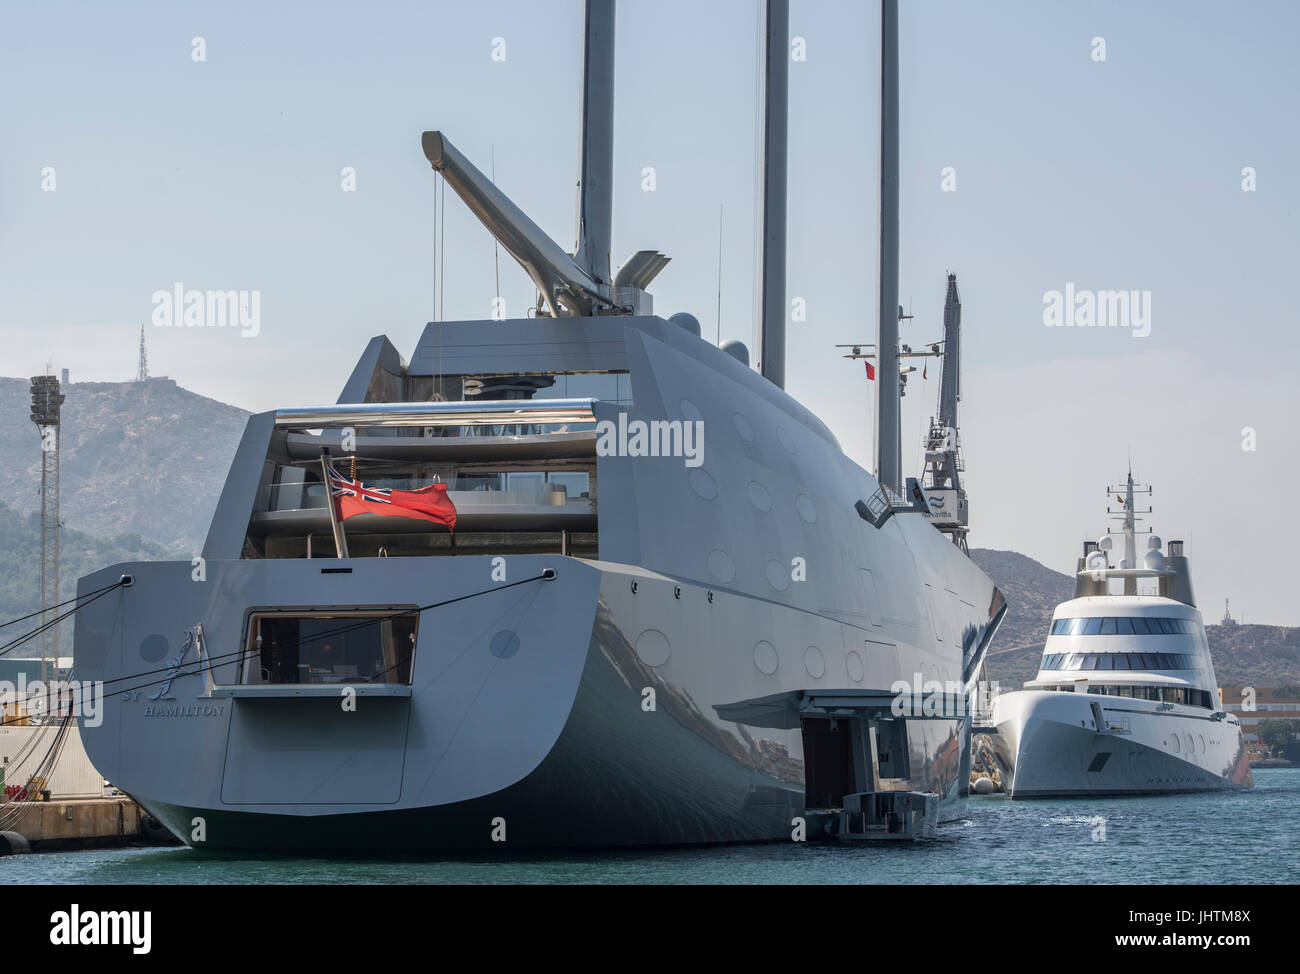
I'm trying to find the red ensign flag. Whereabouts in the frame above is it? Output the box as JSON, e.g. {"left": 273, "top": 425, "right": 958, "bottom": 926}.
{"left": 864, "top": 361, "right": 876, "bottom": 381}
{"left": 327, "top": 467, "right": 457, "bottom": 531}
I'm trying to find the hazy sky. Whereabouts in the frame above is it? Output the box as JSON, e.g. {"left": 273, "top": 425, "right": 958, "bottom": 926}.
{"left": 2, "top": 0, "right": 1297, "bottom": 622}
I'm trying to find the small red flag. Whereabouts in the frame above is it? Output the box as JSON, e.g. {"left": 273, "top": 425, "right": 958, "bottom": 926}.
{"left": 864, "top": 361, "right": 876, "bottom": 381}
{"left": 327, "top": 467, "right": 457, "bottom": 531}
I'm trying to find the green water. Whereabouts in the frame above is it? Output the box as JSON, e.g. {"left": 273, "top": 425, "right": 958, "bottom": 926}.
{"left": 8, "top": 769, "right": 1297, "bottom": 884}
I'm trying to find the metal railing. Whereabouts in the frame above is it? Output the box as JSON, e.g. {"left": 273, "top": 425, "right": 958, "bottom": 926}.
{"left": 274, "top": 398, "right": 598, "bottom": 429}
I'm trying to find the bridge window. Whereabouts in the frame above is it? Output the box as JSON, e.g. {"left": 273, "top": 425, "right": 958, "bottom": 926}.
{"left": 1049, "top": 616, "right": 1198, "bottom": 637}
{"left": 1044, "top": 652, "right": 1196, "bottom": 672}
{"left": 1083, "top": 685, "right": 1212, "bottom": 708}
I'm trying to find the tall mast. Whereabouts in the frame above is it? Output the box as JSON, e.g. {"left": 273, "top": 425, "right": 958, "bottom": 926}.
{"left": 573, "top": 0, "right": 615, "bottom": 296}
{"left": 875, "top": 0, "right": 902, "bottom": 491}
{"left": 423, "top": 0, "right": 668, "bottom": 319}
{"left": 757, "top": 0, "right": 789, "bottom": 389}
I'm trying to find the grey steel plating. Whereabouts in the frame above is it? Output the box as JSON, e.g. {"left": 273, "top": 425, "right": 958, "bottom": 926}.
{"left": 73, "top": 314, "right": 1005, "bottom": 852}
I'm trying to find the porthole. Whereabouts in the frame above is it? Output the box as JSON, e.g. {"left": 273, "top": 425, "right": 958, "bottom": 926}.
{"left": 846, "top": 651, "right": 865, "bottom": 682}
{"left": 689, "top": 467, "right": 718, "bottom": 500}
{"left": 489, "top": 630, "right": 520, "bottom": 659}
{"left": 747, "top": 481, "right": 773, "bottom": 512}
{"left": 804, "top": 646, "right": 825, "bottom": 679}
{"left": 795, "top": 493, "right": 817, "bottom": 523}
{"left": 707, "top": 549, "right": 736, "bottom": 582}
{"left": 635, "top": 629, "right": 670, "bottom": 667}
{"left": 765, "top": 560, "right": 790, "bottom": 592}
{"left": 139, "top": 634, "right": 169, "bottom": 663}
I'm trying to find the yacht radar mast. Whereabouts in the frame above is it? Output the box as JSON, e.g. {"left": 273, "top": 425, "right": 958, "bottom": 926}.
{"left": 1107, "top": 469, "right": 1153, "bottom": 595}
{"left": 838, "top": 273, "right": 968, "bottom": 545}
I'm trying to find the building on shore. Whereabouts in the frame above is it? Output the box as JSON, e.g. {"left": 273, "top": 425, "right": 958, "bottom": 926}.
{"left": 1218, "top": 686, "right": 1300, "bottom": 749}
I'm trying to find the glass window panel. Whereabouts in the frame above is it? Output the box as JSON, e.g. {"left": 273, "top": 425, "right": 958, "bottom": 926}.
{"left": 1131, "top": 618, "right": 1150, "bottom": 634}
{"left": 1097, "top": 654, "right": 1113, "bottom": 670}
{"left": 1065, "top": 654, "right": 1084, "bottom": 670}
{"left": 1083, "top": 618, "right": 1103, "bottom": 635}
{"left": 1116, "top": 618, "right": 1135, "bottom": 635}
{"left": 249, "top": 612, "right": 417, "bottom": 685}
{"left": 1083, "top": 655, "right": 1099, "bottom": 669}
{"left": 1099, "top": 618, "right": 1117, "bottom": 635}
{"left": 546, "top": 472, "right": 591, "bottom": 499}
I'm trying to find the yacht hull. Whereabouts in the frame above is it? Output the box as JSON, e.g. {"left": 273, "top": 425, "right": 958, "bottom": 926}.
{"left": 75, "top": 551, "right": 990, "bottom": 853}
{"left": 991, "top": 690, "right": 1252, "bottom": 798}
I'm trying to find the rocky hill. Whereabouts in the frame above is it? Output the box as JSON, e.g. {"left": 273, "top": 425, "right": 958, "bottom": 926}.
{"left": 1, "top": 376, "right": 249, "bottom": 553}
{"left": 0, "top": 500, "right": 187, "bottom": 656}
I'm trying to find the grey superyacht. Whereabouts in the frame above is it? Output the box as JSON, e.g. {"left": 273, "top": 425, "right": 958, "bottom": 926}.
{"left": 73, "top": 0, "right": 1006, "bottom": 852}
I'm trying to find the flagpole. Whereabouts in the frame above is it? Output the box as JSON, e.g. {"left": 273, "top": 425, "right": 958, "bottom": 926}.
{"left": 320, "top": 448, "right": 350, "bottom": 558}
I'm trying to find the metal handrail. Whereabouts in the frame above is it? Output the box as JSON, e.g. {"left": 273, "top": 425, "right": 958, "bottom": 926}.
{"left": 274, "top": 398, "right": 598, "bottom": 429}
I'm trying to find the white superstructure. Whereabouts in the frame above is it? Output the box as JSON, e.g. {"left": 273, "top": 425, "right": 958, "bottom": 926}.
{"left": 990, "top": 472, "right": 1252, "bottom": 797}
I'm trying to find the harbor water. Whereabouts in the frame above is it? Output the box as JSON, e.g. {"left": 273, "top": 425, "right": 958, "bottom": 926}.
{"left": 7, "top": 769, "right": 1297, "bottom": 884}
